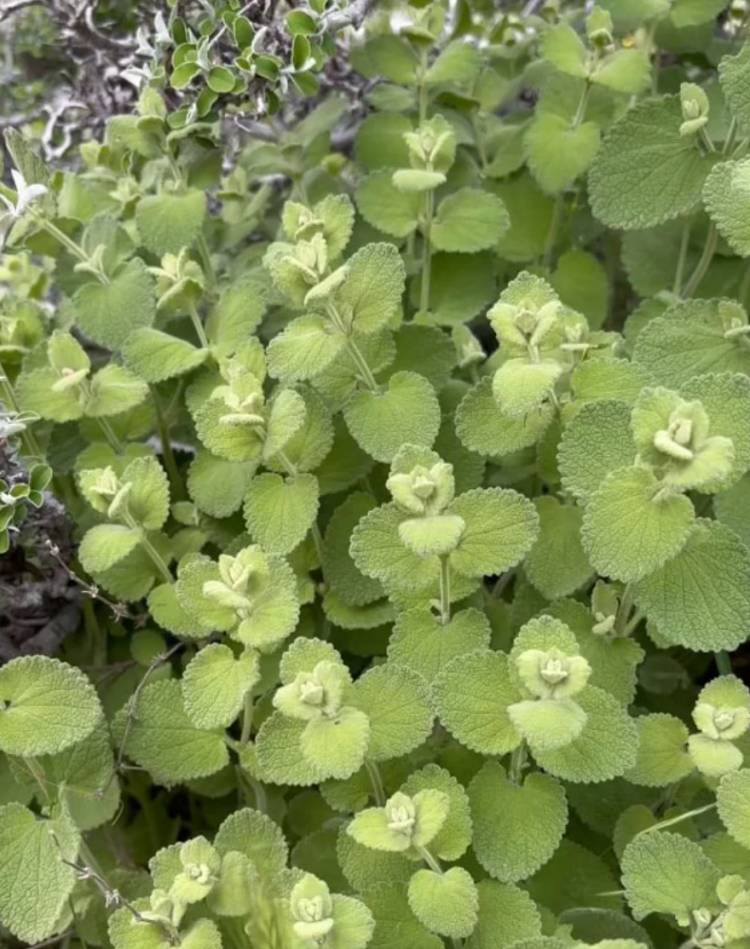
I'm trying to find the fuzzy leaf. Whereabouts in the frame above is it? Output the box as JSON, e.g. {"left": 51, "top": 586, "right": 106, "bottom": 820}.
{"left": 0, "top": 656, "right": 102, "bottom": 756}
{"left": 633, "top": 298, "right": 750, "bottom": 387}
{"left": 449, "top": 487, "right": 539, "bottom": 579}
{"left": 351, "top": 663, "right": 433, "bottom": 762}
{"left": 344, "top": 371, "right": 441, "bottom": 463}
{"left": 243, "top": 472, "right": 319, "bottom": 555}
{"left": 625, "top": 713, "right": 694, "bottom": 787}
{"left": 621, "top": 831, "right": 721, "bottom": 921}
{"left": 122, "top": 328, "right": 208, "bottom": 382}
{"left": 704, "top": 158, "right": 750, "bottom": 256}
{"left": 525, "top": 113, "right": 600, "bottom": 194}
{"left": 73, "top": 258, "right": 156, "bottom": 349}
{"left": 181, "top": 644, "right": 259, "bottom": 729}
{"left": 388, "top": 607, "right": 491, "bottom": 687}
{"left": 717, "top": 769, "right": 750, "bottom": 850}
{"left": 456, "top": 378, "right": 554, "bottom": 457}
{"left": 301, "top": 707, "right": 371, "bottom": 779}
{"left": 431, "top": 189, "right": 509, "bottom": 253}
{"left": 135, "top": 190, "right": 206, "bottom": 255}
{"left": 466, "top": 880, "right": 543, "bottom": 949}
{"left": 408, "top": 867, "right": 479, "bottom": 939}
{"left": 0, "top": 804, "right": 80, "bottom": 944}
{"left": 589, "top": 96, "right": 714, "bottom": 230}
{"left": 633, "top": 519, "right": 750, "bottom": 652}
{"left": 338, "top": 242, "right": 406, "bottom": 335}
{"left": 187, "top": 451, "right": 253, "bottom": 518}
{"left": 531, "top": 686, "right": 638, "bottom": 783}
{"left": 558, "top": 400, "right": 635, "bottom": 502}
{"left": 434, "top": 650, "right": 522, "bottom": 756}
{"left": 719, "top": 41, "right": 750, "bottom": 137}
{"left": 116, "top": 679, "right": 228, "bottom": 784}
{"left": 355, "top": 171, "right": 420, "bottom": 238}
{"left": 401, "top": 764, "right": 473, "bottom": 862}
{"left": 322, "top": 493, "right": 385, "bottom": 607}
{"left": 526, "top": 496, "right": 592, "bottom": 600}
{"left": 267, "top": 314, "right": 346, "bottom": 382}
{"left": 124, "top": 456, "right": 171, "bottom": 530}
{"left": 79, "top": 523, "right": 141, "bottom": 573}
{"left": 469, "top": 762, "right": 568, "bottom": 883}
{"left": 582, "top": 466, "right": 694, "bottom": 582}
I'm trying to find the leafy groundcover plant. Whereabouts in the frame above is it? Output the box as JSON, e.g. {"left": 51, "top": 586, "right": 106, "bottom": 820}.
{"left": 4, "top": 0, "right": 750, "bottom": 947}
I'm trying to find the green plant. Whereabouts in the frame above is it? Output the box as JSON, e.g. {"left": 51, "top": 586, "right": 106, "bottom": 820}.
{"left": 3, "top": 1, "right": 750, "bottom": 947}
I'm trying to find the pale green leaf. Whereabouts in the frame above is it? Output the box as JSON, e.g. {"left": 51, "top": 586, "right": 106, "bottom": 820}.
{"left": 79, "top": 523, "right": 141, "bottom": 573}
{"left": 558, "top": 400, "right": 635, "bottom": 502}
{"left": 408, "top": 867, "right": 478, "bottom": 939}
{"left": 267, "top": 314, "right": 346, "bottom": 382}
{"left": 625, "top": 713, "right": 694, "bottom": 787}
{"left": 434, "top": 649, "right": 522, "bottom": 755}
{"left": 526, "top": 496, "right": 592, "bottom": 600}
{"left": 589, "top": 96, "right": 714, "bottom": 230}
{"left": 337, "top": 242, "right": 406, "bottom": 335}
{"left": 465, "top": 880, "right": 543, "bottom": 949}
{"left": 719, "top": 41, "right": 750, "bottom": 136}
{"left": 582, "top": 466, "right": 694, "bottom": 582}
{"left": 532, "top": 686, "right": 638, "bottom": 783}
{"left": 355, "top": 171, "right": 420, "bottom": 238}
{"left": 633, "top": 519, "right": 750, "bottom": 652}
{"left": 135, "top": 190, "right": 206, "bottom": 256}
{"left": 633, "top": 299, "right": 750, "bottom": 387}
{"left": 322, "top": 493, "right": 385, "bottom": 607}
{"left": 243, "top": 472, "right": 319, "bottom": 555}
{"left": 431, "top": 189, "right": 509, "bottom": 253}
{"left": 351, "top": 663, "right": 433, "bottom": 762}
{"left": 525, "top": 113, "right": 600, "bottom": 194}
{"left": 0, "top": 803, "right": 79, "bottom": 944}
{"left": 344, "top": 371, "right": 440, "bottom": 463}
{"left": 456, "top": 378, "right": 554, "bottom": 458}
{"left": 116, "top": 679, "right": 228, "bottom": 784}
{"left": 0, "top": 656, "right": 102, "bottom": 756}
{"left": 187, "top": 450, "right": 253, "bottom": 519}
{"left": 73, "top": 258, "right": 156, "bottom": 349}
{"left": 388, "top": 607, "right": 491, "bottom": 687}
{"left": 181, "top": 644, "right": 259, "bottom": 729}
{"left": 703, "top": 158, "right": 750, "bottom": 256}
{"left": 449, "top": 487, "right": 539, "bottom": 578}
{"left": 122, "top": 328, "right": 208, "bottom": 383}
{"left": 469, "top": 761, "right": 568, "bottom": 883}
{"left": 621, "top": 831, "right": 721, "bottom": 921}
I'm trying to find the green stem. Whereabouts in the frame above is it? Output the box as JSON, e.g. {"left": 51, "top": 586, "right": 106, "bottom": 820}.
{"left": 723, "top": 116, "right": 738, "bottom": 156}
{"left": 30, "top": 214, "right": 108, "bottom": 283}
{"left": 438, "top": 555, "right": 451, "bottom": 625}
{"left": 715, "top": 650, "right": 733, "bottom": 676}
{"left": 673, "top": 220, "right": 692, "bottom": 295}
{"left": 364, "top": 758, "right": 386, "bottom": 806}
{"left": 682, "top": 223, "right": 718, "bottom": 298}
{"left": 636, "top": 801, "right": 716, "bottom": 838}
{"left": 188, "top": 302, "right": 210, "bottom": 348}
{"left": 509, "top": 742, "right": 527, "bottom": 784}
{"left": 615, "top": 584, "right": 635, "bottom": 636}
{"left": 739, "top": 261, "right": 750, "bottom": 308}
{"left": 196, "top": 234, "right": 216, "bottom": 291}
{"left": 96, "top": 417, "right": 125, "bottom": 454}
{"left": 543, "top": 193, "right": 564, "bottom": 270}
{"left": 240, "top": 691, "right": 254, "bottom": 744}
{"left": 139, "top": 532, "right": 173, "bottom": 584}
{"left": 151, "top": 386, "right": 185, "bottom": 500}
{"left": 418, "top": 50, "right": 428, "bottom": 122}
{"left": 326, "top": 302, "right": 380, "bottom": 392}
{"left": 419, "top": 188, "right": 435, "bottom": 315}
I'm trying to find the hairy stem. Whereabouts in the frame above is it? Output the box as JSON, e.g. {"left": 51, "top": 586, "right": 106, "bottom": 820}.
{"left": 364, "top": 758, "right": 386, "bottom": 806}
{"left": 95, "top": 416, "right": 125, "bottom": 454}
{"left": 188, "top": 301, "right": 210, "bottom": 349}
{"left": 682, "top": 222, "right": 717, "bottom": 298}
{"left": 438, "top": 555, "right": 451, "bottom": 625}
{"left": 673, "top": 220, "right": 691, "bottom": 295}
{"left": 715, "top": 650, "right": 733, "bottom": 675}
{"left": 151, "top": 386, "right": 185, "bottom": 500}
{"left": 419, "top": 188, "right": 435, "bottom": 315}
